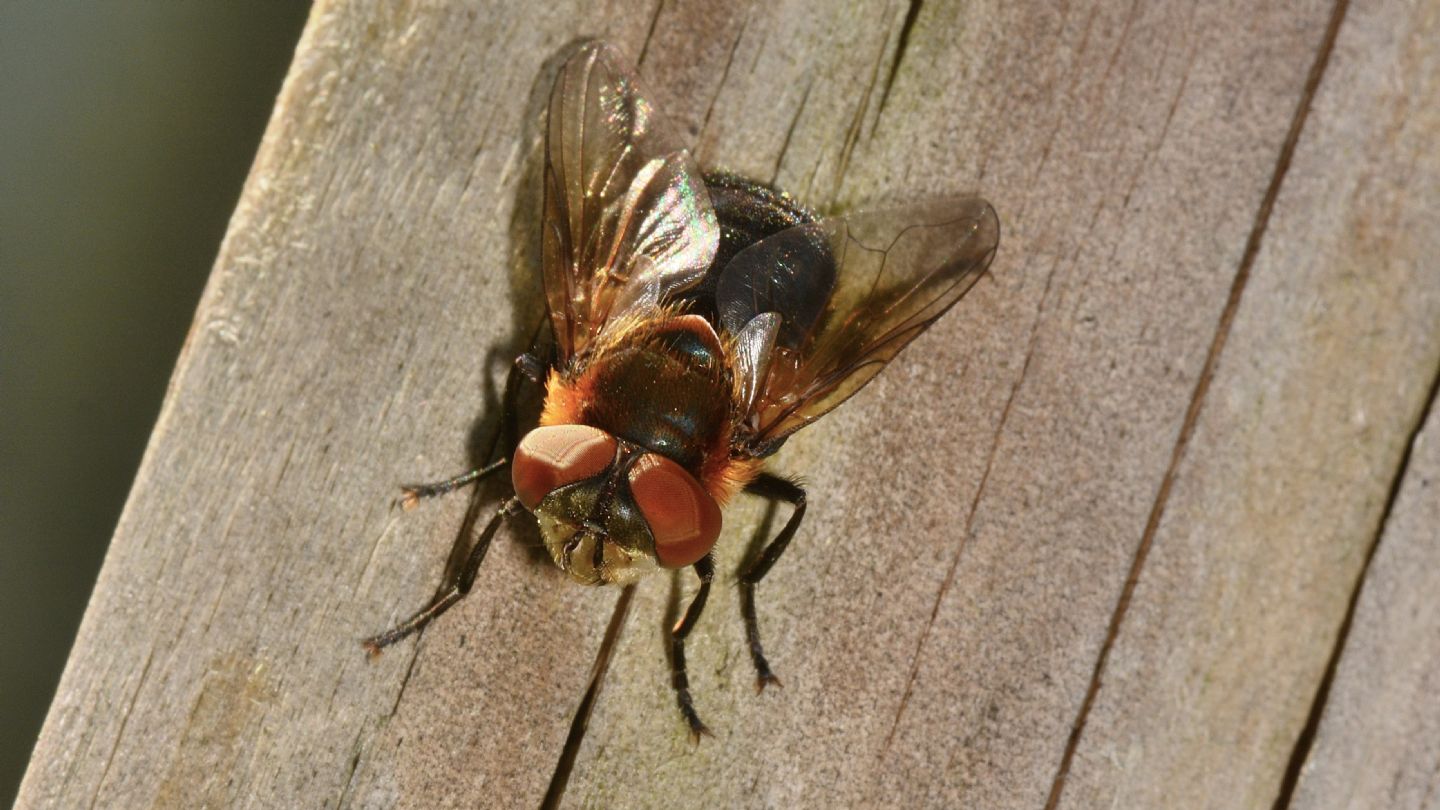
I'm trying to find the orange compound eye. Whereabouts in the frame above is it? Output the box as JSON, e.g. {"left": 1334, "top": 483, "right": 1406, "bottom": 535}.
{"left": 628, "top": 453, "right": 722, "bottom": 568}
{"left": 512, "top": 425, "right": 618, "bottom": 510}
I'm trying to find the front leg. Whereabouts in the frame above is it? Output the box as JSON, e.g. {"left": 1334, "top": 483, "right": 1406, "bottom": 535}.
{"left": 398, "top": 458, "right": 508, "bottom": 510}
{"left": 739, "top": 473, "right": 807, "bottom": 692}
{"left": 363, "top": 496, "right": 524, "bottom": 653}
{"left": 365, "top": 351, "right": 544, "bottom": 652}
{"left": 670, "top": 554, "right": 715, "bottom": 741}
{"left": 396, "top": 351, "right": 544, "bottom": 510}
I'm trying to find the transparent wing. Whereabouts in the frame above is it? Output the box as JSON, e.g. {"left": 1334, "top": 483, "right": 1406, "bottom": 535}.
{"left": 542, "top": 42, "right": 718, "bottom": 361}
{"left": 718, "top": 197, "right": 999, "bottom": 452}
{"left": 730, "top": 311, "right": 780, "bottom": 414}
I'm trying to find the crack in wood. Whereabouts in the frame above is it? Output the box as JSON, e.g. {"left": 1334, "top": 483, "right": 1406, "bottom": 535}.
{"left": 1098, "top": 0, "right": 1142, "bottom": 90}
{"left": 1269, "top": 357, "right": 1440, "bottom": 809}
{"left": 699, "top": 17, "right": 750, "bottom": 145}
{"left": 1042, "top": 0, "right": 1353, "bottom": 805}
{"left": 385, "top": 640, "right": 424, "bottom": 721}
{"left": 830, "top": 10, "right": 897, "bottom": 204}
{"left": 770, "top": 80, "right": 814, "bottom": 187}
{"left": 877, "top": 0, "right": 923, "bottom": 119}
{"left": 335, "top": 726, "right": 368, "bottom": 809}
{"left": 884, "top": 256, "right": 1060, "bottom": 754}
{"left": 87, "top": 646, "right": 155, "bottom": 810}
{"left": 636, "top": 0, "right": 667, "bottom": 69}
{"left": 541, "top": 585, "right": 637, "bottom": 810}
{"left": 1121, "top": 19, "right": 1199, "bottom": 213}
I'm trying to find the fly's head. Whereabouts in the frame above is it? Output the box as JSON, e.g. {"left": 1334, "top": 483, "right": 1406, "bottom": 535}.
{"left": 511, "top": 425, "right": 721, "bottom": 585}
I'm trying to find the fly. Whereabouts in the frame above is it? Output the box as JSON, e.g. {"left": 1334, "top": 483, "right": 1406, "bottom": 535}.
{"left": 363, "top": 41, "right": 1000, "bottom": 740}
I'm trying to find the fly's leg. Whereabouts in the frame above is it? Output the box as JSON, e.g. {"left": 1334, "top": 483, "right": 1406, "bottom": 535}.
{"left": 739, "top": 473, "right": 807, "bottom": 692}
{"left": 398, "top": 458, "right": 508, "bottom": 510}
{"left": 395, "top": 351, "right": 544, "bottom": 510}
{"left": 365, "top": 348, "right": 545, "bottom": 654}
{"left": 513, "top": 351, "right": 545, "bottom": 384}
{"left": 670, "top": 554, "right": 715, "bottom": 741}
{"left": 363, "top": 497, "right": 524, "bottom": 654}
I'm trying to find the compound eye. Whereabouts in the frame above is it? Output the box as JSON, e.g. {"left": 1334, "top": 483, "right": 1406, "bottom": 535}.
{"left": 512, "top": 425, "right": 617, "bottom": 510}
{"left": 628, "top": 453, "right": 721, "bottom": 568}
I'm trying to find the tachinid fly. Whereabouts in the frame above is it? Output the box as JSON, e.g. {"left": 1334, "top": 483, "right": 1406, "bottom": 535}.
{"left": 363, "top": 41, "right": 999, "bottom": 738}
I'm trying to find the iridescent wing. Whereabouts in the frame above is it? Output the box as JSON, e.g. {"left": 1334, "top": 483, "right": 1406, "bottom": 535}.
{"left": 542, "top": 42, "right": 719, "bottom": 362}
{"left": 718, "top": 197, "right": 999, "bottom": 453}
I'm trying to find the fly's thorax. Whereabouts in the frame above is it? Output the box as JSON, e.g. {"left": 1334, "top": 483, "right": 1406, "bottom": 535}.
{"left": 511, "top": 425, "right": 723, "bottom": 585}
{"left": 573, "top": 313, "right": 734, "bottom": 470}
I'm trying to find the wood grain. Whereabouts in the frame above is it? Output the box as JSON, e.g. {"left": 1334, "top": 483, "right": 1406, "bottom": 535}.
{"left": 1054, "top": 0, "right": 1440, "bottom": 806}
{"left": 1290, "top": 384, "right": 1440, "bottom": 810}
{"left": 16, "top": 0, "right": 1439, "bottom": 808}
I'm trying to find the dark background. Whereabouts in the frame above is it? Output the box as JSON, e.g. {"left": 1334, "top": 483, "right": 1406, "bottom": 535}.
{"left": 0, "top": 4, "right": 311, "bottom": 802}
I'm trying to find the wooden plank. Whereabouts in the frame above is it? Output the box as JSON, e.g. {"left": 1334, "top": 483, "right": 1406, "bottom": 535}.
{"left": 1054, "top": 0, "right": 1440, "bottom": 806}
{"left": 15, "top": 3, "right": 668, "bottom": 807}
{"left": 1290, "top": 389, "right": 1440, "bottom": 810}
{"left": 564, "top": 1, "right": 1380, "bottom": 808}
{"left": 15, "top": 0, "right": 1437, "bottom": 808}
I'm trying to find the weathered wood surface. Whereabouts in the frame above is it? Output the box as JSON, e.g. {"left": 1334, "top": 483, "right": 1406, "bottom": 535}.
{"left": 17, "top": 0, "right": 1439, "bottom": 808}
{"left": 1291, "top": 387, "right": 1440, "bottom": 809}
{"left": 1046, "top": 0, "right": 1440, "bottom": 805}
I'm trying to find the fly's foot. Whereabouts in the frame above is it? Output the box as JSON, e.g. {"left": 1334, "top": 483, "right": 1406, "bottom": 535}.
{"left": 394, "top": 462, "right": 505, "bottom": 512}
{"left": 397, "top": 486, "right": 425, "bottom": 511}
{"left": 747, "top": 635, "right": 783, "bottom": 693}
{"left": 755, "top": 667, "right": 783, "bottom": 694}
{"left": 677, "top": 686, "right": 712, "bottom": 743}
{"left": 683, "top": 710, "right": 713, "bottom": 745}
{"left": 361, "top": 623, "right": 413, "bottom": 657}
